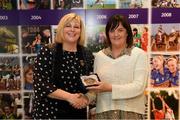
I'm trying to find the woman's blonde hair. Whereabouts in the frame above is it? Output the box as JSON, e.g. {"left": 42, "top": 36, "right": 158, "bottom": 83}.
{"left": 153, "top": 55, "right": 165, "bottom": 66}
{"left": 167, "top": 55, "right": 178, "bottom": 64}
{"left": 55, "top": 13, "right": 85, "bottom": 46}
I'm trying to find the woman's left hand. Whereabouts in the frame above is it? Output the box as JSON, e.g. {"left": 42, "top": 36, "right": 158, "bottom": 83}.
{"left": 86, "top": 82, "right": 112, "bottom": 93}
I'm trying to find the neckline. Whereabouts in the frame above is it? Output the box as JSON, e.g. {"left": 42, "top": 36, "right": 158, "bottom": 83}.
{"left": 56, "top": 43, "right": 82, "bottom": 52}
{"left": 63, "top": 49, "right": 77, "bottom": 53}
{"left": 100, "top": 50, "right": 123, "bottom": 61}
{"left": 102, "top": 46, "right": 133, "bottom": 60}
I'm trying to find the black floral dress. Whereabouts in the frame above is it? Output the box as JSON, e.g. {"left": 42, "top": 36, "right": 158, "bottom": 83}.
{"left": 32, "top": 43, "right": 94, "bottom": 119}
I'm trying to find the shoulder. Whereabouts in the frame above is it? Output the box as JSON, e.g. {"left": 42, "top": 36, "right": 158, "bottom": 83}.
{"left": 37, "top": 44, "right": 55, "bottom": 58}
{"left": 130, "top": 47, "right": 148, "bottom": 64}
{"left": 45, "top": 43, "right": 56, "bottom": 49}
{"left": 95, "top": 50, "right": 104, "bottom": 57}
{"left": 131, "top": 47, "right": 147, "bottom": 56}
{"left": 38, "top": 46, "right": 51, "bottom": 54}
{"left": 132, "top": 47, "right": 146, "bottom": 54}
{"left": 94, "top": 50, "right": 107, "bottom": 61}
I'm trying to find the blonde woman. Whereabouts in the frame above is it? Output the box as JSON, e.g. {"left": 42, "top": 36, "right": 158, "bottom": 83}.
{"left": 33, "top": 13, "right": 94, "bottom": 119}
{"left": 151, "top": 55, "right": 170, "bottom": 87}
{"left": 166, "top": 56, "right": 179, "bottom": 87}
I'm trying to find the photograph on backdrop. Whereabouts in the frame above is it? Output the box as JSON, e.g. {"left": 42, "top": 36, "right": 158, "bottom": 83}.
{"left": 23, "top": 55, "right": 36, "bottom": 90}
{"left": 151, "top": 24, "right": 180, "bottom": 52}
{"left": 0, "top": 26, "right": 19, "bottom": 54}
{"left": 21, "top": 25, "right": 52, "bottom": 54}
{"left": 0, "top": 57, "right": 21, "bottom": 91}
{"left": 0, "top": 0, "right": 17, "bottom": 10}
{"left": 150, "top": 90, "right": 179, "bottom": 120}
{"left": 86, "top": 0, "right": 116, "bottom": 9}
{"left": 0, "top": 93, "right": 22, "bottom": 119}
{"left": 51, "top": 25, "right": 57, "bottom": 42}
{"left": 131, "top": 24, "right": 149, "bottom": 52}
{"left": 86, "top": 24, "right": 149, "bottom": 53}
{"left": 86, "top": 24, "right": 106, "bottom": 52}
{"left": 19, "top": 0, "right": 51, "bottom": 10}
{"left": 24, "top": 92, "right": 33, "bottom": 119}
{"left": 152, "top": 0, "right": 180, "bottom": 8}
{"left": 150, "top": 54, "right": 179, "bottom": 87}
{"left": 118, "top": 0, "right": 149, "bottom": 8}
{"left": 53, "top": 0, "right": 84, "bottom": 9}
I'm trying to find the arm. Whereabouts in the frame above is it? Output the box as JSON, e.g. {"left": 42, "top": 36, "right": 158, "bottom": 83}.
{"left": 151, "top": 97, "right": 155, "bottom": 112}
{"left": 151, "top": 97, "right": 158, "bottom": 118}
{"left": 33, "top": 46, "right": 58, "bottom": 99}
{"left": 25, "top": 42, "right": 30, "bottom": 48}
{"left": 159, "top": 96, "right": 170, "bottom": 111}
{"left": 111, "top": 51, "right": 148, "bottom": 99}
{"left": 86, "top": 52, "right": 112, "bottom": 93}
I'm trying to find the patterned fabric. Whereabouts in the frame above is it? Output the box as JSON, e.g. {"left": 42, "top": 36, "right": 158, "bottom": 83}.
{"left": 102, "top": 46, "right": 133, "bottom": 59}
{"left": 95, "top": 110, "right": 144, "bottom": 120}
{"left": 32, "top": 43, "right": 94, "bottom": 119}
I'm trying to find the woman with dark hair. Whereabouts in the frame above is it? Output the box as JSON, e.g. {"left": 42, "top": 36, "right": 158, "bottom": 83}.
{"left": 24, "top": 65, "right": 33, "bottom": 90}
{"left": 87, "top": 14, "right": 148, "bottom": 119}
{"left": 133, "top": 27, "right": 141, "bottom": 48}
{"left": 151, "top": 96, "right": 165, "bottom": 120}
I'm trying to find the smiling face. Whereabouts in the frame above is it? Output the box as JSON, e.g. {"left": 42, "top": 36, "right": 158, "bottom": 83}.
{"left": 167, "top": 59, "right": 177, "bottom": 74}
{"left": 55, "top": 13, "right": 85, "bottom": 46}
{"left": 25, "top": 69, "right": 33, "bottom": 84}
{"left": 63, "top": 19, "right": 81, "bottom": 44}
{"left": 105, "top": 14, "right": 133, "bottom": 48}
{"left": 108, "top": 22, "right": 128, "bottom": 48}
{"left": 152, "top": 57, "right": 164, "bottom": 70}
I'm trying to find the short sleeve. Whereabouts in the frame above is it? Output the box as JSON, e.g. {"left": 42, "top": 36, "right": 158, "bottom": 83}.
{"left": 33, "top": 46, "right": 58, "bottom": 99}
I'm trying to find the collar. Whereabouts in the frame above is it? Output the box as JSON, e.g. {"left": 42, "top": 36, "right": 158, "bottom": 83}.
{"left": 103, "top": 46, "right": 133, "bottom": 59}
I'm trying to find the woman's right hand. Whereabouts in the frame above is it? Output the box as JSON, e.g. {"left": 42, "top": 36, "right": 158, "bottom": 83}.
{"left": 68, "top": 93, "right": 89, "bottom": 109}
{"left": 48, "top": 89, "right": 89, "bottom": 109}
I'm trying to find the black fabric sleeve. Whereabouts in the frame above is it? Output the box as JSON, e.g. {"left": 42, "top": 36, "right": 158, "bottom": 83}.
{"left": 33, "top": 46, "right": 58, "bottom": 99}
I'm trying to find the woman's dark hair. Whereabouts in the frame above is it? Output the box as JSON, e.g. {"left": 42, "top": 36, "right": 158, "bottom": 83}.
{"left": 133, "top": 28, "right": 138, "bottom": 32}
{"left": 105, "top": 14, "right": 133, "bottom": 48}
{"left": 154, "top": 97, "right": 163, "bottom": 110}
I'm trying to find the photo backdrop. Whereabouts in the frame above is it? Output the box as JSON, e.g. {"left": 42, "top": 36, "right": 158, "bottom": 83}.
{"left": 0, "top": 0, "right": 179, "bottom": 119}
